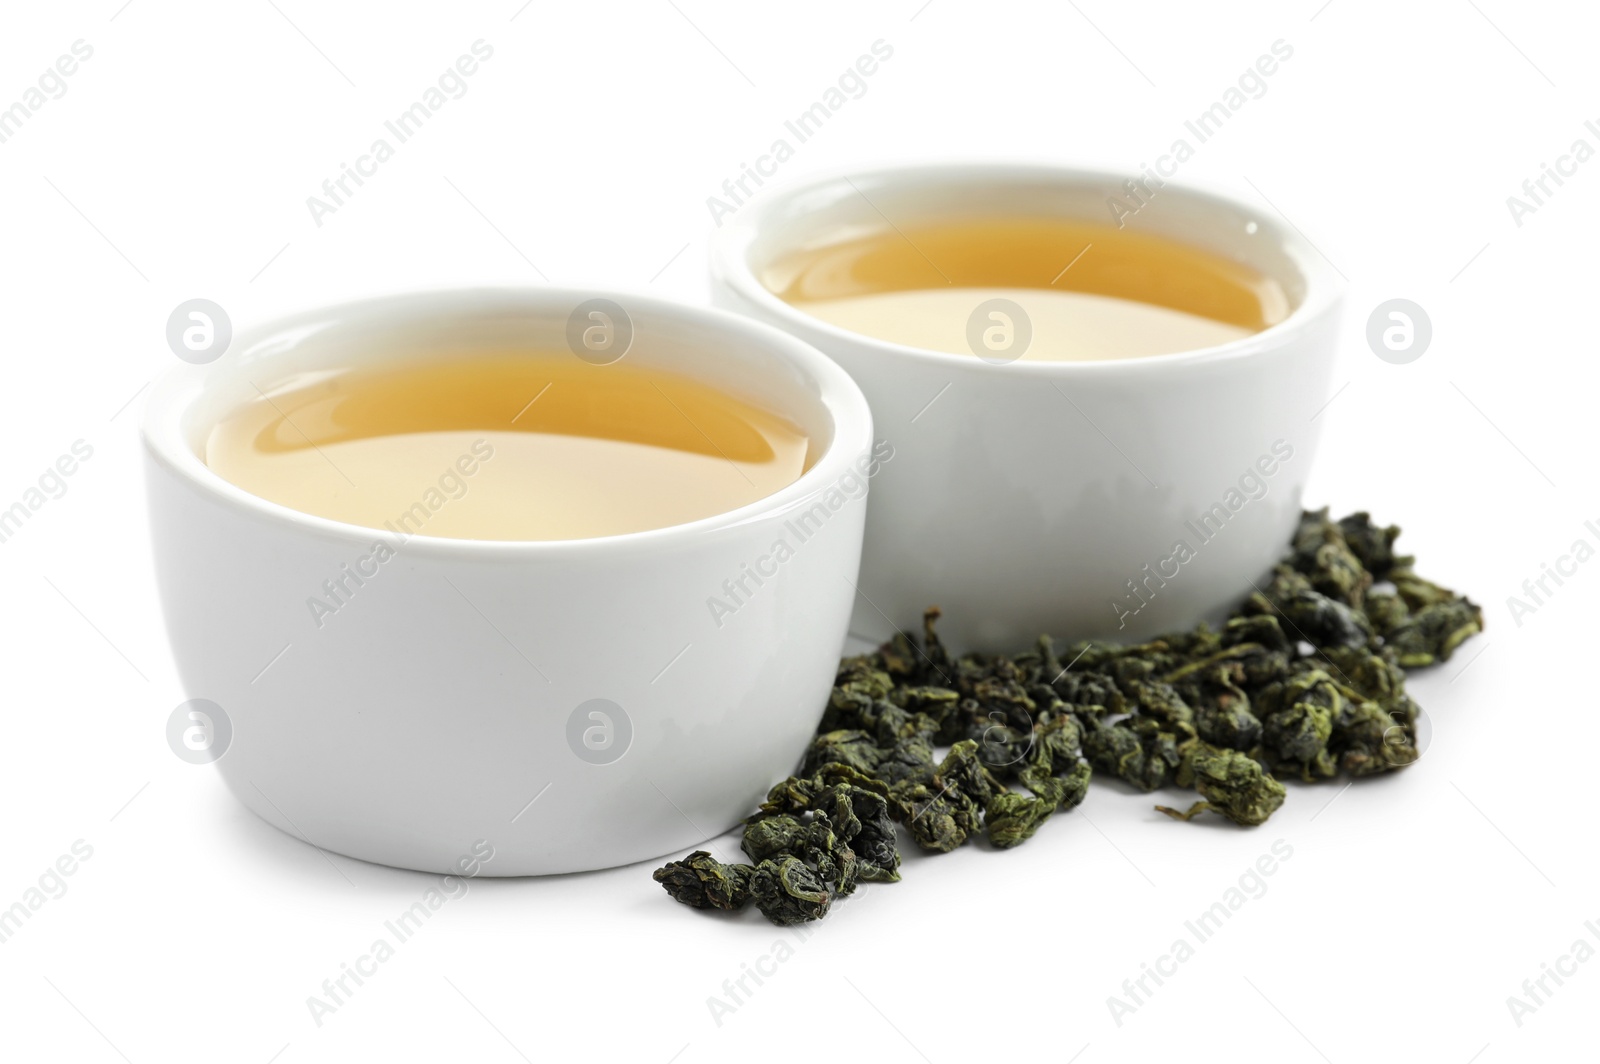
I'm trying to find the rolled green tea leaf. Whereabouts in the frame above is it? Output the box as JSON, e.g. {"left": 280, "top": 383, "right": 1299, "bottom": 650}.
{"left": 651, "top": 510, "right": 1478, "bottom": 926}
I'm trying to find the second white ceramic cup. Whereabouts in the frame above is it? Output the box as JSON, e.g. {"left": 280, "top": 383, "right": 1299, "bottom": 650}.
{"left": 711, "top": 164, "right": 1344, "bottom": 652}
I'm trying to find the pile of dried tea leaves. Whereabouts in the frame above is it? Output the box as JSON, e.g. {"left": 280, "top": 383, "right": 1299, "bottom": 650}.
{"left": 653, "top": 510, "right": 1482, "bottom": 925}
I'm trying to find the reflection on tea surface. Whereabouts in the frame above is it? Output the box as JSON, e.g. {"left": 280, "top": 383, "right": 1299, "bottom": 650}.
{"left": 206, "top": 355, "right": 813, "bottom": 540}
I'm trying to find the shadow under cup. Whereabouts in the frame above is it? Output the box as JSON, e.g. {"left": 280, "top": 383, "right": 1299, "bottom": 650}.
{"left": 142, "top": 289, "right": 872, "bottom": 876}
{"left": 710, "top": 165, "right": 1344, "bottom": 653}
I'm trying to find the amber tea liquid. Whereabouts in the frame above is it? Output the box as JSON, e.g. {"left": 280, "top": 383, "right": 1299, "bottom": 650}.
{"left": 206, "top": 355, "right": 813, "bottom": 540}
{"left": 768, "top": 216, "right": 1290, "bottom": 361}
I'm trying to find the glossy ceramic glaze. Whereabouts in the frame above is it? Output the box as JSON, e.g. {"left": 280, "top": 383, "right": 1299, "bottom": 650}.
{"left": 143, "top": 288, "right": 873, "bottom": 875}
{"left": 710, "top": 164, "right": 1343, "bottom": 651}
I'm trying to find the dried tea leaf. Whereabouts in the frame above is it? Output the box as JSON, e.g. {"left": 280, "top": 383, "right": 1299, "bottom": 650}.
{"left": 889, "top": 740, "right": 1002, "bottom": 852}
{"left": 1382, "top": 596, "right": 1484, "bottom": 666}
{"left": 1164, "top": 742, "right": 1287, "bottom": 826}
{"left": 800, "top": 730, "right": 884, "bottom": 777}
{"left": 1337, "top": 512, "right": 1411, "bottom": 578}
{"left": 1252, "top": 577, "right": 1374, "bottom": 649}
{"left": 891, "top": 779, "right": 980, "bottom": 852}
{"left": 652, "top": 851, "right": 752, "bottom": 911}
{"left": 748, "top": 856, "right": 830, "bottom": 925}
{"left": 1082, "top": 715, "right": 1188, "bottom": 792}
{"left": 985, "top": 791, "right": 1059, "bottom": 849}
{"left": 654, "top": 509, "right": 1479, "bottom": 923}
{"left": 815, "top": 783, "right": 901, "bottom": 883}
{"left": 1289, "top": 508, "right": 1372, "bottom": 608}
{"left": 1257, "top": 671, "right": 1342, "bottom": 781}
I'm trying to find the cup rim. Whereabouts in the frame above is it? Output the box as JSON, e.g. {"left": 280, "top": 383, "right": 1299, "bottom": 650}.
{"left": 142, "top": 286, "right": 875, "bottom": 558}
{"left": 708, "top": 161, "right": 1345, "bottom": 376}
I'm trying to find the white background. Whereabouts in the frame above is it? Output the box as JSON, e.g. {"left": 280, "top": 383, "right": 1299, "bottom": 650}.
{"left": 0, "top": 1, "right": 1593, "bottom": 1061}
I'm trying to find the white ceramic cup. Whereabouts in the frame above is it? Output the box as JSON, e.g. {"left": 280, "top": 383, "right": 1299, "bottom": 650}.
{"left": 143, "top": 288, "right": 874, "bottom": 875}
{"left": 710, "top": 164, "right": 1344, "bottom": 652}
